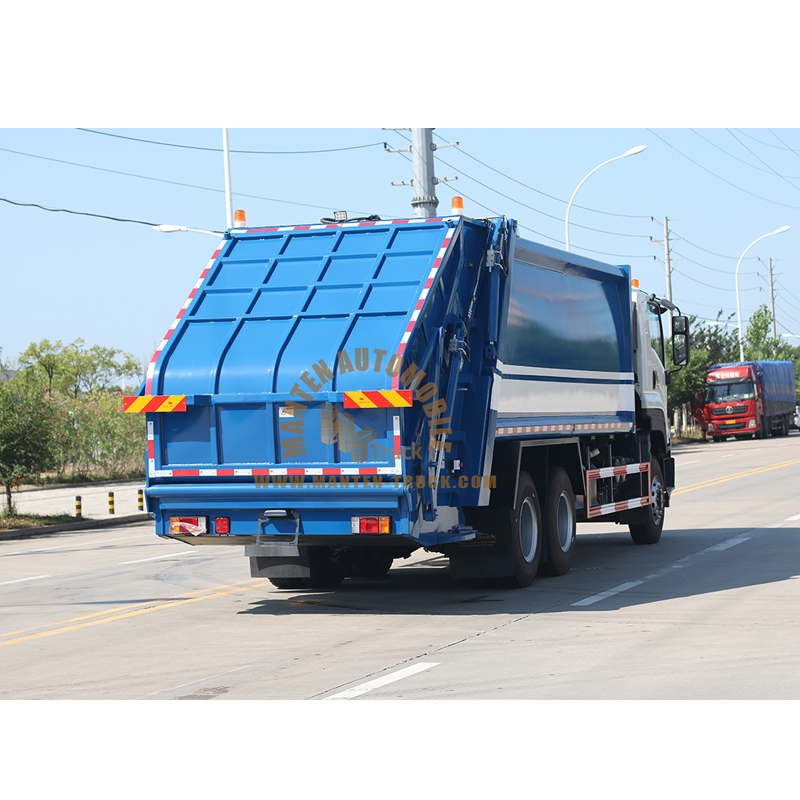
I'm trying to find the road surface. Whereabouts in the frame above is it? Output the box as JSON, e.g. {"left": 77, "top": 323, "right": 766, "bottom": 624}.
{"left": 2, "top": 433, "right": 799, "bottom": 701}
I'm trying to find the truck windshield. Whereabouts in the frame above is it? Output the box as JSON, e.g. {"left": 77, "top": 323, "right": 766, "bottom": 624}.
{"left": 705, "top": 380, "right": 755, "bottom": 402}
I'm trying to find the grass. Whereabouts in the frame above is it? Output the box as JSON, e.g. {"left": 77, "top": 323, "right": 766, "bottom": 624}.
{"left": 0, "top": 511, "right": 77, "bottom": 530}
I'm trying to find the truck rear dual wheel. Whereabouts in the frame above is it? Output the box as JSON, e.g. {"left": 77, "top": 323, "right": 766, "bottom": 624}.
{"left": 539, "top": 467, "right": 576, "bottom": 576}
{"left": 268, "top": 547, "right": 348, "bottom": 590}
{"left": 499, "top": 471, "right": 543, "bottom": 588}
{"left": 629, "top": 459, "right": 665, "bottom": 545}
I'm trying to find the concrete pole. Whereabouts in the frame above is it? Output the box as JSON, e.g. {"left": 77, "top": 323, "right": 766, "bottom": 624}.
{"left": 410, "top": 128, "right": 438, "bottom": 218}
{"left": 663, "top": 217, "right": 674, "bottom": 339}
{"left": 767, "top": 258, "right": 778, "bottom": 341}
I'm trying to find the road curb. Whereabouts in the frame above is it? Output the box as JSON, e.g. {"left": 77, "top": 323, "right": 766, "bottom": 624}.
{"left": 0, "top": 513, "right": 153, "bottom": 541}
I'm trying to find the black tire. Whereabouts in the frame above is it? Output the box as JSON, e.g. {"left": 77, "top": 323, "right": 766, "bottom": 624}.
{"left": 268, "top": 548, "right": 347, "bottom": 590}
{"left": 629, "top": 459, "right": 665, "bottom": 545}
{"left": 498, "top": 471, "right": 543, "bottom": 588}
{"left": 757, "top": 417, "right": 768, "bottom": 439}
{"left": 539, "top": 467, "right": 576, "bottom": 576}
{"left": 268, "top": 577, "right": 307, "bottom": 590}
{"left": 349, "top": 548, "right": 393, "bottom": 578}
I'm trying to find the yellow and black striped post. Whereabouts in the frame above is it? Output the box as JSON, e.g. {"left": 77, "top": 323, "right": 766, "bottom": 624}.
{"left": 75, "top": 496, "right": 82, "bottom": 519}
{"left": 108, "top": 491, "right": 115, "bottom": 515}
{"left": 138, "top": 489, "right": 144, "bottom": 511}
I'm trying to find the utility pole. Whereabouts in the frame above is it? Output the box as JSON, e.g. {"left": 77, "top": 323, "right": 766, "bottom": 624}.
{"left": 650, "top": 216, "right": 680, "bottom": 338}
{"left": 757, "top": 257, "right": 779, "bottom": 342}
{"left": 386, "top": 128, "right": 458, "bottom": 217}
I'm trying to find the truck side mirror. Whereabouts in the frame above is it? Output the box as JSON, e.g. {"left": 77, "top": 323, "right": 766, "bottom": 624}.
{"left": 672, "top": 315, "right": 690, "bottom": 366}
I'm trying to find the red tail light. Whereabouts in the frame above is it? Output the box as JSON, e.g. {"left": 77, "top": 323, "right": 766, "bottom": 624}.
{"left": 351, "top": 516, "right": 391, "bottom": 534}
{"left": 169, "top": 516, "right": 208, "bottom": 535}
{"left": 214, "top": 517, "right": 231, "bottom": 534}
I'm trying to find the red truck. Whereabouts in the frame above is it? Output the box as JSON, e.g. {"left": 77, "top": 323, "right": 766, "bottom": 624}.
{"left": 699, "top": 361, "right": 796, "bottom": 441}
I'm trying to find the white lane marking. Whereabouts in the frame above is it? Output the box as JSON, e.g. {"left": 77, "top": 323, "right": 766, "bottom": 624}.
{"left": 0, "top": 575, "right": 51, "bottom": 586}
{"left": 572, "top": 525, "right": 774, "bottom": 607}
{"left": 678, "top": 460, "right": 699, "bottom": 466}
{"left": 135, "top": 665, "right": 252, "bottom": 700}
{"left": 571, "top": 581, "right": 644, "bottom": 607}
{"left": 0, "top": 533, "right": 152, "bottom": 557}
{"left": 323, "top": 662, "right": 440, "bottom": 700}
{"left": 708, "top": 536, "right": 750, "bottom": 551}
{"left": 788, "top": 513, "right": 800, "bottom": 522}
{"left": 120, "top": 551, "right": 204, "bottom": 565}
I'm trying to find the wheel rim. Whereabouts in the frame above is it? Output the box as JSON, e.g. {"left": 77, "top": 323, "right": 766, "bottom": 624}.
{"left": 519, "top": 497, "right": 539, "bottom": 563}
{"left": 650, "top": 474, "right": 665, "bottom": 526}
{"left": 556, "top": 491, "right": 574, "bottom": 552}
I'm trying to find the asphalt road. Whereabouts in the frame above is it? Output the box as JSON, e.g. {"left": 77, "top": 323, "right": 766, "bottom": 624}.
{"left": 2, "top": 432, "right": 799, "bottom": 702}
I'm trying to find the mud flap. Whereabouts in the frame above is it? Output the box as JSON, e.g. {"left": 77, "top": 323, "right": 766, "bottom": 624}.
{"left": 247, "top": 544, "right": 311, "bottom": 579}
{"left": 446, "top": 507, "right": 515, "bottom": 580}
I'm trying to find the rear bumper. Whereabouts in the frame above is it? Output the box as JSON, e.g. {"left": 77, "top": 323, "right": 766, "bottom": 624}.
{"left": 148, "top": 481, "right": 476, "bottom": 547}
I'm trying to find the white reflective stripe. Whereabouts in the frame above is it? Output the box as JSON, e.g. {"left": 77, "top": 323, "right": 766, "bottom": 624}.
{"left": 497, "top": 360, "right": 634, "bottom": 382}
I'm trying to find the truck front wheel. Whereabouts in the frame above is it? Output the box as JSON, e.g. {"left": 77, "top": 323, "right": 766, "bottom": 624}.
{"left": 629, "top": 459, "right": 665, "bottom": 545}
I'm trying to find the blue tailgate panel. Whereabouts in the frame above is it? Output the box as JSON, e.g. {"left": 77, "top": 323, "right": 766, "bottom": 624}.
{"left": 148, "top": 220, "right": 456, "bottom": 474}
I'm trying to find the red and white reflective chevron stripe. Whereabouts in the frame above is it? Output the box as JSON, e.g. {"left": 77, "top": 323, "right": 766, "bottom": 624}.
{"left": 585, "top": 462, "right": 648, "bottom": 480}
{"left": 146, "top": 417, "right": 404, "bottom": 479}
{"left": 496, "top": 421, "right": 632, "bottom": 436}
{"left": 124, "top": 395, "right": 186, "bottom": 413}
{"left": 237, "top": 217, "right": 455, "bottom": 234}
{"left": 393, "top": 224, "right": 457, "bottom": 390}
{"left": 584, "top": 460, "right": 651, "bottom": 519}
{"left": 148, "top": 465, "right": 402, "bottom": 479}
{"left": 393, "top": 414, "right": 401, "bottom": 472}
{"left": 144, "top": 239, "right": 227, "bottom": 395}
{"left": 147, "top": 420, "right": 155, "bottom": 476}
{"left": 586, "top": 496, "right": 651, "bottom": 519}
{"left": 343, "top": 390, "right": 412, "bottom": 409}
{"left": 573, "top": 422, "right": 632, "bottom": 432}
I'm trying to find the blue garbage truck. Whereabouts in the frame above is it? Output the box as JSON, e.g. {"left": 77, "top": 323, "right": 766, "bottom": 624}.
{"left": 125, "top": 207, "right": 690, "bottom": 589}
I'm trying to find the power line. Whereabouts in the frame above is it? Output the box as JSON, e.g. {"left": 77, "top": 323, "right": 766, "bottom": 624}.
{"left": 671, "top": 249, "right": 758, "bottom": 276}
{"left": 678, "top": 235, "right": 759, "bottom": 262}
{"left": 689, "top": 129, "right": 800, "bottom": 179}
{"left": 727, "top": 129, "right": 800, "bottom": 191}
{"left": 731, "top": 129, "right": 793, "bottom": 151}
{"left": 768, "top": 129, "right": 800, "bottom": 161}
{"left": 76, "top": 128, "right": 387, "bottom": 154}
{"left": 432, "top": 132, "right": 651, "bottom": 220}
{"left": 646, "top": 129, "right": 800, "bottom": 210}
{"left": 392, "top": 130, "right": 652, "bottom": 258}
{"left": 0, "top": 145, "right": 382, "bottom": 216}
{"left": 671, "top": 266, "right": 759, "bottom": 292}
{"left": 0, "top": 196, "right": 168, "bottom": 229}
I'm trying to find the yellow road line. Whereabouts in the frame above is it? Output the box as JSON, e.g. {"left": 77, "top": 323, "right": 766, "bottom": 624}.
{"left": 673, "top": 457, "right": 800, "bottom": 496}
{"left": 1, "top": 578, "right": 268, "bottom": 646}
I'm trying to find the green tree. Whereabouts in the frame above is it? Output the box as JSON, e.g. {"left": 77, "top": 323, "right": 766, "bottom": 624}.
{"left": 19, "top": 338, "right": 141, "bottom": 397}
{"left": 0, "top": 383, "right": 58, "bottom": 513}
{"left": 743, "top": 304, "right": 794, "bottom": 361}
{"left": 18, "top": 339, "right": 65, "bottom": 392}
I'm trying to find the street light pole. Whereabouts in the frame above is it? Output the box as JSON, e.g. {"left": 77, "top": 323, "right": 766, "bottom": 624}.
{"left": 222, "top": 128, "right": 233, "bottom": 230}
{"left": 152, "top": 224, "right": 224, "bottom": 237}
{"left": 565, "top": 145, "right": 647, "bottom": 252}
{"left": 735, "top": 226, "right": 790, "bottom": 361}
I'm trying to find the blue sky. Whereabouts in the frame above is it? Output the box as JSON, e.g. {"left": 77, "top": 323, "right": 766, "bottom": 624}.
{"left": 3, "top": 126, "right": 800, "bottom": 376}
